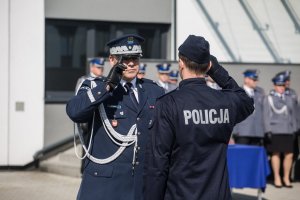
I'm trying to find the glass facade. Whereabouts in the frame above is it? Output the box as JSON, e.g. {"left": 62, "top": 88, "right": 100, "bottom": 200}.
{"left": 45, "top": 19, "right": 170, "bottom": 102}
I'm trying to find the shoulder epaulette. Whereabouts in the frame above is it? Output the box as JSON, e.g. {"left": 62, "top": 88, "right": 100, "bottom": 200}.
{"left": 86, "top": 76, "right": 96, "bottom": 81}
{"left": 269, "top": 89, "right": 275, "bottom": 96}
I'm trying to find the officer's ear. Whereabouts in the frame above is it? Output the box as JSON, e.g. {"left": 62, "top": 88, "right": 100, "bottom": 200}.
{"left": 178, "top": 58, "right": 185, "bottom": 70}
{"left": 108, "top": 55, "right": 118, "bottom": 66}
{"left": 205, "top": 61, "right": 212, "bottom": 73}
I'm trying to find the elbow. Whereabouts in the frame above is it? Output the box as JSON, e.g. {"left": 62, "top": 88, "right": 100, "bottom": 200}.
{"left": 66, "top": 102, "right": 88, "bottom": 123}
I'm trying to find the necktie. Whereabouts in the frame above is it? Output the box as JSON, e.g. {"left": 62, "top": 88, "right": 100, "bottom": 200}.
{"left": 125, "top": 82, "right": 139, "bottom": 108}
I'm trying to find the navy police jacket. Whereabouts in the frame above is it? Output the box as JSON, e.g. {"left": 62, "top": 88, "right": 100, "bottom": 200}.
{"left": 143, "top": 64, "right": 254, "bottom": 200}
{"left": 66, "top": 77, "right": 164, "bottom": 200}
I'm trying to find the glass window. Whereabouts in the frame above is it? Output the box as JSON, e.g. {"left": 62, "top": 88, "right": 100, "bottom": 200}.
{"left": 45, "top": 19, "right": 170, "bottom": 102}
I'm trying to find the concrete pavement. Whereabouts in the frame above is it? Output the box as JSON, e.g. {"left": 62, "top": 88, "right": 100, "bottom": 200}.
{"left": 0, "top": 170, "right": 299, "bottom": 200}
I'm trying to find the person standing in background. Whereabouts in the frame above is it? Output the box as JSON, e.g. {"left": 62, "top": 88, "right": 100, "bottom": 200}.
{"left": 168, "top": 70, "right": 179, "bottom": 85}
{"left": 75, "top": 57, "right": 106, "bottom": 94}
{"left": 206, "top": 75, "right": 221, "bottom": 90}
{"left": 263, "top": 73, "right": 297, "bottom": 188}
{"left": 156, "top": 63, "right": 177, "bottom": 93}
{"left": 233, "top": 69, "right": 265, "bottom": 146}
{"left": 137, "top": 63, "right": 147, "bottom": 79}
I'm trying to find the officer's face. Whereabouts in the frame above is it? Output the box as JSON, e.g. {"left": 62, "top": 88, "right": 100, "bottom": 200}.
{"left": 137, "top": 73, "right": 145, "bottom": 79}
{"left": 122, "top": 56, "right": 140, "bottom": 81}
{"left": 158, "top": 73, "right": 169, "bottom": 82}
{"left": 91, "top": 65, "right": 103, "bottom": 77}
{"left": 274, "top": 85, "right": 286, "bottom": 94}
{"left": 109, "top": 55, "right": 139, "bottom": 81}
{"left": 245, "top": 77, "right": 257, "bottom": 89}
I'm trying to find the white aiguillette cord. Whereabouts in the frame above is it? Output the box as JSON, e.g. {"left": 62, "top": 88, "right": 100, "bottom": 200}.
{"left": 267, "top": 95, "right": 288, "bottom": 115}
{"left": 73, "top": 103, "right": 137, "bottom": 165}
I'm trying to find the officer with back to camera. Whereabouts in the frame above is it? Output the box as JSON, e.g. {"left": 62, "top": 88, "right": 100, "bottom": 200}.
{"left": 66, "top": 34, "right": 164, "bottom": 200}
{"left": 143, "top": 35, "right": 254, "bottom": 200}
{"left": 232, "top": 69, "right": 265, "bottom": 146}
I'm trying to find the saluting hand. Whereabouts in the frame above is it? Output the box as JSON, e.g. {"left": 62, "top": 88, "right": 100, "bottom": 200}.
{"left": 106, "top": 63, "right": 127, "bottom": 91}
{"left": 209, "top": 55, "right": 220, "bottom": 69}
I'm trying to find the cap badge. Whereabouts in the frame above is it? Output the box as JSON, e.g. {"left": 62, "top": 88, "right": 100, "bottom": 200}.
{"left": 127, "top": 36, "right": 134, "bottom": 45}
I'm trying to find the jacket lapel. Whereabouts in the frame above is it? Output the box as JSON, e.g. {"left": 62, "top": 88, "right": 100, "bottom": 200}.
{"left": 136, "top": 80, "right": 148, "bottom": 115}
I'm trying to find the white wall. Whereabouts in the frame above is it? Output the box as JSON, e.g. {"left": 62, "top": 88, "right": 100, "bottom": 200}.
{"left": 0, "top": 0, "right": 45, "bottom": 166}
{"left": 45, "top": 0, "right": 172, "bottom": 23}
{"left": 0, "top": 0, "right": 10, "bottom": 166}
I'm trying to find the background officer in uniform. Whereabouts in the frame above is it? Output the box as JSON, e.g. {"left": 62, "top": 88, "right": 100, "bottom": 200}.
{"left": 275, "top": 71, "right": 300, "bottom": 170}
{"left": 263, "top": 73, "right": 297, "bottom": 188}
{"left": 205, "top": 75, "right": 221, "bottom": 90}
{"left": 156, "top": 63, "right": 177, "bottom": 93}
{"left": 143, "top": 35, "right": 254, "bottom": 200}
{"left": 277, "top": 70, "right": 298, "bottom": 102}
{"left": 75, "top": 57, "right": 106, "bottom": 94}
{"left": 66, "top": 34, "right": 164, "bottom": 200}
{"left": 137, "top": 63, "right": 147, "bottom": 79}
{"left": 168, "top": 70, "right": 179, "bottom": 85}
{"left": 233, "top": 69, "right": 265, "bottom": 146}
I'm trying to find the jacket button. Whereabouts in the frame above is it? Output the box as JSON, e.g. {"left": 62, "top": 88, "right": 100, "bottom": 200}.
{"left": 137, "top": 117, "right": 140, "bottom": 121}
{"left": 137, "top": 132, "right": 141, "bottom": 135}
{"left": 94, "top": 172, "right": 98, "bottom": 176}
{"left": 136, "top": 161, "right": 139, "bottom": 165}
{"left": 97, "top": 91, "right": 101, "bottom": 95}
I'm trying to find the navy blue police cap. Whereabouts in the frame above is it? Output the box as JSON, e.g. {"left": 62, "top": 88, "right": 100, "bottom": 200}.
{"left": 276, "top": 70, "right": 291, "bottom": 81}
{"left": 272, "top": 73, "right": 287, "bottom": 86}
{"left": 138, "top": 63, "right": 147, "bottom": 74}
{"left": 169, "top": 70, "right": 179, "bottom": 80}
{"left": 90, "top": 57, "right": 105, "bottom": 67}
{"left": 106, "top": 34, "right": 144, "bottom": 56}
{"left": 243, "top": 69, "right": 259, "bottom": 80}
{"left": 156, "top": 63, "right": 171, "bottom": 73}
{"left": 178, "top": 35, "right": 210, "bottom": 64}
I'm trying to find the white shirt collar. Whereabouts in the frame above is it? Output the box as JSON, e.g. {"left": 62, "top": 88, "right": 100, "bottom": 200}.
{"left": 120, "top": 78, "right": 137, "bottom": 89}
{"left": 120, "top": 78, "right": 139, "bottom": 102}
{"left": 243, "top": 85, "right": 254, "bottom": 97}
{"left": 158, "top": 80, "right": 168, "bottom": 90}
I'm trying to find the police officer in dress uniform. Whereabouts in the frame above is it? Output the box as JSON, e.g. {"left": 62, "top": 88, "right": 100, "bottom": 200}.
{"left": 137, "top": 63, "right": 147, "bottom": 79}
{"left": 143, "top": 35, "right": 254, "bottom": 200}
{"left": 168, "top": 70, "right": 179, "bottom": 85}
{"left": 156, "top": 63, "right": 177, "bottom": 93}
{"left": 66, "top": 34, "right": 164, "bottom": 200}
{"left": 233, "top": 69, "right": 265, "bottom": 146}
{"left": 75, "top": 57, "right": 106, "bottom": 94}
{"left": 263, "top": 73, "right": 297, "bottom": 188}
{"left": 276, "top": 70, "right": 300, "bottom": 180}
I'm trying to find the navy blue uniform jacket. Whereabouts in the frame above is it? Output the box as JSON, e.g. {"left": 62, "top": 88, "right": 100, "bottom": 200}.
{"left": 66, "top": 78, "right": 164, "bottom": 200}
{"left": 143, "top": 64, "right": 254, "bottom": 200}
